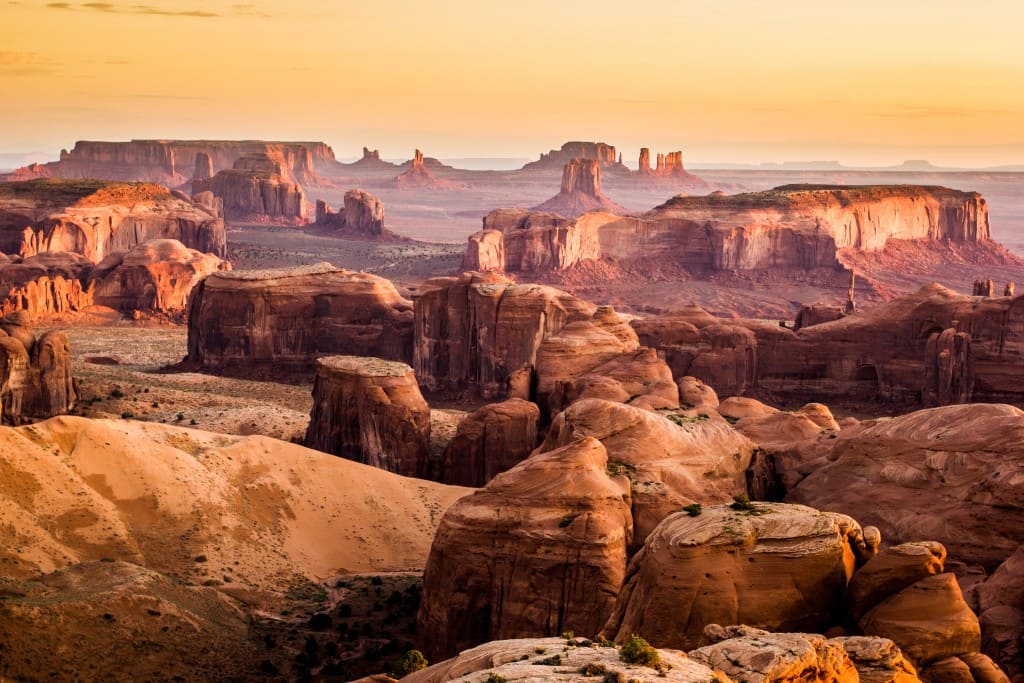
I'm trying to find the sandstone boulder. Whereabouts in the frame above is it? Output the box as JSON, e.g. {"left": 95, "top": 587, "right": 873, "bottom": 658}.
{"left": 417, "top": 437, "right": 633, "bottom": 660}
{"left": 836, "top": 636, "right": 921, "bottom": 683}
{"left": 186, "top": 263, "right": 414, "bottom": 373}
{"left": 304, "top": 356, "right": 430, "bottom": 478}
{"left": 860, "top": 574, "right": 981, "bottom": 668}
{"left": 689, "top": 629, "right": 859, "bottom": 683}
{"left": 93, "top": 239, "right": 227, "bottom": 313}
{"left": 540, "top": 398, "right": 756, "bottom": 546}
{"left": 848, "top": 543, "right": 948, "bottom": 621}
{"left": 969, "top": 545, "right": 1024, "bottom": 683}
{"left": 601, "top": 502, "right": 870, "bottom": 649}
{"left": 786, "top": 403, "right": 1024, "bottom": 570}
{"left": 404, "top": 637, "right": 721, "bottom": 683}
{"left": 679, "top": 376, "right": 720, "bottom": 410}
{"left": 440, "top": 398, "right": 539, "bottom": 487}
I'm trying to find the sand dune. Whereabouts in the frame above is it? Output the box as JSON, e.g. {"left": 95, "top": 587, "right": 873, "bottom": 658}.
{"left": 0, "top": 416, "right": 472, "bottom": 588}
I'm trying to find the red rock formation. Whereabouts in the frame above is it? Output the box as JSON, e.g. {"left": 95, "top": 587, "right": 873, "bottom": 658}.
{"left": 304, "top": 356, "right": 431, "bottom": 478}
{"left": 440, "top": 398, "right": 539, "bottom": 487}
{"left": 393, "top": 149, "right": 463, "bottom": 189}
{"left": 785, "top": 403, "right": 1024, "bottom": 571}
{"left": 186, "top": 263, "right": 414, "bottom": 373}
{"left": 969, "top": 545, "right": 1024, "bottom": 683}
{"left": 522, "top": 141, "right": 626, "bottom": 171}
{"left": 417, "top": 437, "right": 633, "bottom": 660}
{"left": 637, "top": 148, "right": 690, "bottom": 178}
{"left": 601, "top": 502, "right": 872, "bottom": 649}
{"left": 0, "top": 252, "right": 95, "bottom": 317}
{"left": 191, "top": 153, "right": 307, "bottom": 224}
{"left": 1, "top": 179, "right": 225, "bottom": 261}
{"left": 530, "top": 158, "right": 629, "bottom": 218}
{"left": 5, "top": 140, "right": 337, "bottom": 187}
{"left": 92, "top": 239, "right": 228, "bottom": 313}
{"left": 690, "top": 630, "right": 861, "bottom": 683}
{"left": 474, "top": 185, "right": 991, "bottom": 278}
{"left": 412, "top": 272, "right": 596, "bottom": 398}
{"left": 314, "top": 189, "right": 407, "bottom": 241}
{"left": 539, "top": 398, "right": 757, "bottom": 547}
{"left": 192, "top": 152, "right": 213, "bottom": 181}
{"left": 634, "top": 283, "right": 1024, "bottom": 409}
{"left": 0, "top": 314, "right": 75, "bottom": 423}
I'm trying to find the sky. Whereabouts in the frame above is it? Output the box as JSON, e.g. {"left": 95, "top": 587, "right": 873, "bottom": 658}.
{"left": 2, "top": 0, "right": 1024, "bottom": 167}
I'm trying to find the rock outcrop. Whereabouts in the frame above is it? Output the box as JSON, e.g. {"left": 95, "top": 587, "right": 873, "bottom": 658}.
{"left": 521, "top": 141, "right": 627, "bottom": 171}
{"left": 191, "top": 153, "right": 307, "bottom": 223}
{"left": 601, "top": 502, "right": 870, "bottom": 648}
{"left": 304, "top": 356, "right": 431, "bottom": 478}
{"left": 404, "top": 637, "right": 722, "bottom": 683}
{"left": 393, "top": 149, "right": 462, "bottom": 189}
{"left": 417, "top": 437, "right": 633, "bottom": 660}
{"left": 192, "top": 151, "right": 213, "bottom": 181}
{"left": 186, "top": 263, "right": 414, "bottom": 374}
{"left": 969, "top": 545, "right": 1024, "bottom": 683}
{"left": 690, "top": 629, "right": 860, "bottom": 683}
{"left": 1, "top": 179, "right": 226, "bottom": 261}
{"left": 539, "top": 398, "right": 757, "bottom": 546}
{"left": 530, "top": 158, "right": 629, "bottom": 218}
{"left": 636, "top": 148, "right": 701, "bottom": 183}
{"left": 412, "top": 272, "right": 596, "bottom": 398}
{"left": 471, "top": 185, "right": 990, "bottom": 277}
{"left": 5, "top": 139, "right": 336, "bottom": 187}
{"left": 634, "top": 283, "right": 1024, "bottom": 409}
{"left": 0, "top": 252, "right": 95, "bottom": 317}
{"left": 440, "top": 398, "right": 540, "bottom": 487}
{"left": 314, "top": 188, "right": 405, "bottom": 240}
{"left": 786, "top": 403, "right": 1024, "bottom": 570}
{"left": 0, "top": 314, "right": 75, "bottom": 423}
{"left": 92, "top": 239, "right": 228, "bottom": 313}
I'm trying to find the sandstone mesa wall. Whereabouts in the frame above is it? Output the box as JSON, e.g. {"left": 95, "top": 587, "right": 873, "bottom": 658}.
{"left": 186, "top": 263, "right": 414, "bottom": 371}
{"left": 522, "top": 141, "right": 625, "bottom": 171}
{"left": 468, "top": 185, "right": 990, "bottom": 276}
{"left": 191, "top": 154, "right": 307, "bottom": 223}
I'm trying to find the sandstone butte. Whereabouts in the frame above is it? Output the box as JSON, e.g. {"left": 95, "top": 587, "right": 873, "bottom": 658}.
{"left": 393, "top": 149, "right": 465, "bottom": 189}
{"left": 0, "top": 179, "right": 226, "bottom": 262}
{"left": 185, "top": 263, "right": 414, "bottom": 373}
{"left": 0, "top": 311, "right": 75, "bottom": 424}
{"left": 466, "top": 184, "right": 992, "bottom": 276}
{"left": 632, "top": 282, "right": 1024, "bottom": 409}
{"left": 521, "top": 140, "right": 627, "bottom": 171}
{"left": 314, "top": 188, "right": 408, "bottom": 241}
{"left": 191, "top": 152, "right": 307, "bottom": 223}
{"left": 530, "top": 157, "right": 629, "bottom": 218}
{"left": 0, "top": 139, "right": 336, "bottom": 188}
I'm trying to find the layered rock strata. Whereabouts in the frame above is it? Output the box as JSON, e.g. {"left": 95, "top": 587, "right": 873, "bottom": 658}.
{"left": 186, "top": 263, "right": 414, "bottom": 372}
{"left": 304, "top": 356, "right": 430, "bottom": 478}
{"left": 530, "top": 158, "right": 629, "bottom": 218}
{"left": 191, "top": 153, "right": 306, "bottom": 223}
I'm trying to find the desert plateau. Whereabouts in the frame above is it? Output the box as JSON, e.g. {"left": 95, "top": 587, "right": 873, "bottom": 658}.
{"left": 2, "top": 1, "right": 1024, "bottom": 682}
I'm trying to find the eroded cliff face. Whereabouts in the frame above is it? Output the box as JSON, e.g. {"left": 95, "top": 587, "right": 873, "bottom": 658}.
{"left": 412, "top": 271, "right": 596, "bottom": 398}
{"left": 530, "top": 158, "right": 629, "bottom": 218}
{"left": 0, "top": 313, "right": 75, "bottom": 423}
{"left": 471, "top": 185, "right": 991, "bottom": 276}
{"left": 522, "top": 141, "right": 626, "bottom": 171}
{"left": 7, "top": 139, "right": 337, "bottom": 187}
{"left": 186, "top": 263, "right": 414, "bottom": 372}
{"left": 191, "top": 154, "right": 307, "bottom": 223}
{"left": 0, "top": 253, "right": 94, "bottom": 317}
{"left": 633, "top": 282, "right": 1024, "bottom": 408}
{"left": 0, "top": 179, "right": 226, "bottom": 262}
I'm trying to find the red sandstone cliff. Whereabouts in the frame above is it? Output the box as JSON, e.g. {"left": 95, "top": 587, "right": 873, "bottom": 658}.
{"left": 469, "top": 185, "right": 992, "bottom": 276}
{"left": 530, "top": 158, "right": 629, "bottom": 218}
{"left": 522, "top": 141, "right": 628, "bottom": 171}
{"left": 191, "top": 154, "right": 307, "bottom": 224}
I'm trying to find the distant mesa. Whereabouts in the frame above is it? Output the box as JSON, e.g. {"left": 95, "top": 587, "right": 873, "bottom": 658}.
{"left": 191, "top": 153, "right": 307, "bottom": 224}
{"left": 314, "top": 188, "right": 409, "bottom": 241}
{"left": 393, "top": 149, "right": 465, "bottom": 189}
{"left": 530, "top": 157, "right": 629, "bottom": 217}
{"left": 521, "top": 140, "right": 628, "bottom": 172}
{"left": 341, "top": 146, "right": 400, "bottom": 170}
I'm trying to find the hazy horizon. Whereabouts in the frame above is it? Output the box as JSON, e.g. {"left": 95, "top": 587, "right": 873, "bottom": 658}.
{"left": 3, "top": 1, "right": 1024, "bottom": 167}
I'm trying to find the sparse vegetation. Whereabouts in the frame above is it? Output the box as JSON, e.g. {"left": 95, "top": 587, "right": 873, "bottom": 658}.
{"left": 729, "top": 494, "right": 756, "bottom": 511}
{"left": 486, "top": 674, "right": 507, "bottom": 683}
{"left": 683, "top": 503, "right": 703, "bottom": 516}
{"left": 619, "top": 634, "right": 660, "bottom": 668}
{"left": 535, "top": 654, "right": 562, "bottom": 666}
{"left": 389, "top": 649, "right": 428, "bottom": 678}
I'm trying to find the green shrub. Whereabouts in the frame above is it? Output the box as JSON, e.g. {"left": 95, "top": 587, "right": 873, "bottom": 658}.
{"left": 729, "top": 494, "right": 755, "bottom": 511}
{"left": 389, "top": 650, "right": 428, "bottom": 678}
{"left": 486, "top": 675, "right": 507, "bottom": 683}
{"left": 683, "top": 503, "right": 702, "bottom": 517}
{"left": 619, "top": 634, "right": 660, "bottom": 667}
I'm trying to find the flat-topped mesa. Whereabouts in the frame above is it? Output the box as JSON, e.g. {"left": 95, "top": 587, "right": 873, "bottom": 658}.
{"left": 314, "top": 189, "right": 404, "bottom": 241}
{"left": 304, "top": 355, "right": 431, "bottom": 478}
{"left": 191, "top": 153, "right": 307, "bottom": 224}
{"left": 522, "top": 141, "right": 628, "bottom": 171}
{"left": 0, "top": 179, "right": 226, "bottom": 262}
{"left": 4, "top": 139, "right": 337, "bottom": 187}
{"left": 186, "top": 263, "right": 414, "bottom": 374}
{"left": 529, "top": 158, "right": 629, "bottom": 218}
{"left": 93, "top": 238, "right": 229, "bottom": 313}
{"left": 469, "top": 184, "right": 992, "bottom": 276}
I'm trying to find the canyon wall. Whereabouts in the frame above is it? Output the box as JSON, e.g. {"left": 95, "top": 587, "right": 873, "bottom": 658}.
{"left": 186, "top": 263, "right": 414, "bottom": 372}
{"left": 468, "top": 185, "right": 991, "bottom": 276}
{"left": 191, "top": 154, "right": 306, "bottom": 223}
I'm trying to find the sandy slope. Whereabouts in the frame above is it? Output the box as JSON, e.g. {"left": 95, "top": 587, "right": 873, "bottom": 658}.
{"left": 0, "top": 416, "right": 472, "bottom": 587}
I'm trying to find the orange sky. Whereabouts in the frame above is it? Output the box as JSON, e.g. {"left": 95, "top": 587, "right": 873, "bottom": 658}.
{"left": 2, "top": 0, "right": 1024, "bottom": 166}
